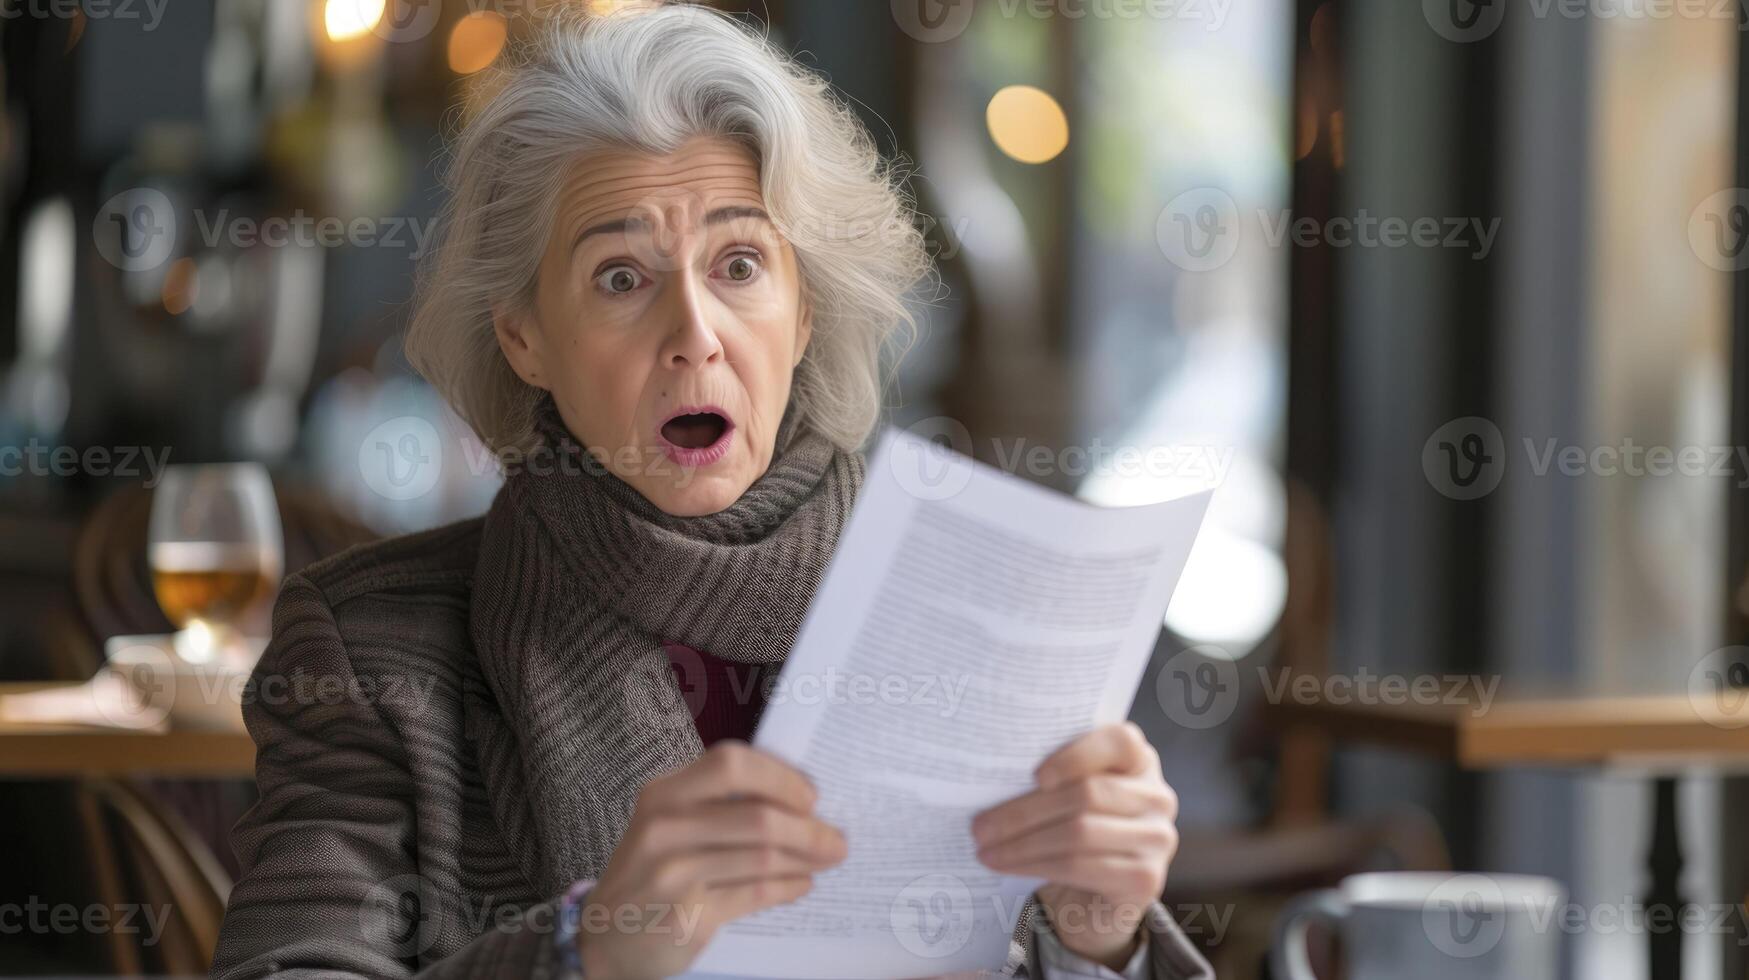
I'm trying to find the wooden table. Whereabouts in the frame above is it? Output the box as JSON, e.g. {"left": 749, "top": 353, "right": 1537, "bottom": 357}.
{"left": 0, "top": 681, "right": 255, "bottom": 976}
{"left": 1273, "top": 694, "right": 1749, "bottom": 767}
{"left": 0, "top": 683, "right": 256, "bottom": 778}
{"left": 1272, "top": 693, "right": 1749, "bottom": 980}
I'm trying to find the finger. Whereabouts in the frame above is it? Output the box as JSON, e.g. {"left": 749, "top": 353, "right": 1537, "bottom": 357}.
{"left": 702, "top": 874, "right": 815, "bottom": 924}
{"left": 642, "top": 741, "right": 818, "bottom": 813}
{"left": 658, "top": 846, "right": 835, "bottom": 892}
{"left": 976, "top": 813, "right": 1177, "bottom": 871}
{"left": 1035, "top": 723, "right": 1159, "bottom": 789}
{"left": 992, "top": 852, "right": 1165, "bottom": 904}
{"left": 972, "top": 775, "right": 1170, "bottom": 848}
{"left": 645, "top": 802, "right": 848, "bottom": 863}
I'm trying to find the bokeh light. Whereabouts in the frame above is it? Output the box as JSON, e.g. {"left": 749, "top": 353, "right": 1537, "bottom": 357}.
{"left": 161, "top": 258, "right": 198, "bottom": 316}
{"left": 324, "top": 0, "right": 384, "bottom": 43}
{"left": 986, "top": 85, "right": 1070, "bottom": 164}
{"left": 448, "top": 12, "right": 509, "bottom": 76}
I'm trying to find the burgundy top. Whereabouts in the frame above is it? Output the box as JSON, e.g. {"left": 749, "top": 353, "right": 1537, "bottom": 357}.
{"left": 662, "top": 641, "right": 768, "bottom": 747}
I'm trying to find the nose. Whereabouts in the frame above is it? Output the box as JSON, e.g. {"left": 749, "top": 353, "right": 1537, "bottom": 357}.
{"left": 658, "top": 271, "right": 725, "bottom": 370}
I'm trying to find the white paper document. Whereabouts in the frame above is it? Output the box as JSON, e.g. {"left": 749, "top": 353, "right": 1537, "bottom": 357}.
{"left": 688, "top": 427, "right": 1212, "bottom": 979}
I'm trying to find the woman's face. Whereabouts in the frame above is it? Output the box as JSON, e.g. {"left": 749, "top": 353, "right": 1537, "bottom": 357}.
{"left": 495, "top": 137, "right": 811, "bottom": 516}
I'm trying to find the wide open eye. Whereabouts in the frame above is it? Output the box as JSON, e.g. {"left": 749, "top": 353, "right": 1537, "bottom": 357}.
{"left": 716, "top": 251, "right": 762, "bottom": 284}
{"left": 594, "top": 264, "right": 645, "bottom": 296}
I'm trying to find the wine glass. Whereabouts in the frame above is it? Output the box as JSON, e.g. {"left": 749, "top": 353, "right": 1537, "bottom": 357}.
{"left": 147, "top": 463, "right": 284, "bottom": 668}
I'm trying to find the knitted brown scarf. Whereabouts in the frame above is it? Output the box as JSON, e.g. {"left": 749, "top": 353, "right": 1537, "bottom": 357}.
{"left": 465, "top": 398, "right": 864, "bottom": 899}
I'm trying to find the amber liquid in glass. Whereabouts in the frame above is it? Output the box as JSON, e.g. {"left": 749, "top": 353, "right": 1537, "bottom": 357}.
{"left": 149, "top": 543, "right": 270, "bottom": 628}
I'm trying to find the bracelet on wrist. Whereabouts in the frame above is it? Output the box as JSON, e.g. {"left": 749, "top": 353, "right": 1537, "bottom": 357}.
{"left": 555, "top": 878, "right": 596, "bottom": 978}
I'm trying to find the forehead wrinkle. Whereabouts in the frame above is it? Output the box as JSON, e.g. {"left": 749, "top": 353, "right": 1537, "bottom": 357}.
{"left": 557, "top": 150, "right": 765, "bottom": 243}
{"left": 564, "top": 205, "right": 774, "bottom": 267}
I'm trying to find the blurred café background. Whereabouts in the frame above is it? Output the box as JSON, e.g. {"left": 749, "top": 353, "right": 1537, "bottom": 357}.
{"left": 0, "top": 0, "right": 1746, "bottom": 977}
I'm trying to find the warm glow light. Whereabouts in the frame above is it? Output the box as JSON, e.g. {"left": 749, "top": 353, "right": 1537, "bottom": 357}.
{"left": 325, "top": 0, "right": 384, "bottom": 42}
{"left": 986, "top": 85, "right": 1070, "bottom": 165}
{"left": 588, "top": 0, "right": 648, "bottom": 13}
{"left": 174, "top": 620, "right": 216, "bottom": 665}
{"left": 448, "top": 11, "right": 509, "bottom": 75}
{"left": 162, "top": 257, "right": 198, "bottom": 315}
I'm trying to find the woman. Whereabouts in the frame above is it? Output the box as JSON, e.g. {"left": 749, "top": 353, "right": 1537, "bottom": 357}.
{"left": 211, "top": 6, "right": 1212, "bottom": 979}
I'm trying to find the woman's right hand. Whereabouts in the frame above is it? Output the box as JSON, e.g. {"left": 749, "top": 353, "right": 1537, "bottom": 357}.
{"left": 576, "top": 740, "right": 847, "bottom": 979}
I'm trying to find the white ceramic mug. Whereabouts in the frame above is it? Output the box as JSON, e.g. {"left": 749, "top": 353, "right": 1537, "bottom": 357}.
{"left": 1272, "top": 871, "right": 1565, "bottom": 980}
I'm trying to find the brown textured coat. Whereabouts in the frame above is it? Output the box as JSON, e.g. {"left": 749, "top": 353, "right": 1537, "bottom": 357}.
{"left": 210, "top": 520, "right": 1214, "bottom": 979}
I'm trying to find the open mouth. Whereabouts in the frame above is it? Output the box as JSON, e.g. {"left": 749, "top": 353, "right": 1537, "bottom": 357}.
{"left": 661, "top": 412, "right": 728, "bottom": 449}
{"left": 657, "top": 407, "right": 734, "bottom": 466}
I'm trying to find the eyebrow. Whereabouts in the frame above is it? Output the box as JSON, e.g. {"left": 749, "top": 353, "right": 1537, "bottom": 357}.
{"left": 571, "top": 206, "right": 772, "bottom": 253}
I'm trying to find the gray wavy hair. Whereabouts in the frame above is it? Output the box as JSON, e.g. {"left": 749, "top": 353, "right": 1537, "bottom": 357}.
{"left": 404, "top": 2, "right": 930, "bottom": 456}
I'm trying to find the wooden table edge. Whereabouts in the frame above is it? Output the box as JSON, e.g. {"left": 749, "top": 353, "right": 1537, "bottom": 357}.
{"left": 1268, "top": 693, "right": 1749, "bottom": 769}
{"left": 0, "top": 730, "right": 256, "bottom": 778}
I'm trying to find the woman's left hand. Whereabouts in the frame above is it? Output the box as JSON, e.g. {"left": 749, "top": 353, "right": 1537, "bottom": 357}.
{"left": 971, "top": 722, "right": 1180, "bottom": 971}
